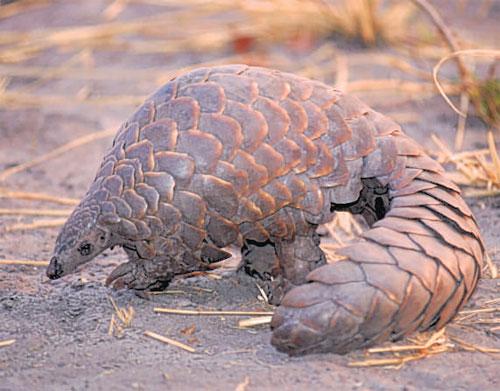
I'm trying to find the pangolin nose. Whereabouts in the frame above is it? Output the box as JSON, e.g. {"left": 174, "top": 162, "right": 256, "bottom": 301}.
{"left": 47, "top": 257, "right": 63, "bottom": 279}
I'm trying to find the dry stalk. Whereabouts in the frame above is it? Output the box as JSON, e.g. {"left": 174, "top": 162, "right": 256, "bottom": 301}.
{"left": 447, "top": 334, "right": 500, "bottom": 354}
{"left": 254, "top": 282, "right": 269, "bottom": 304}
{"left": 0, "top": 189, "right": 78, "bottom": 206}
{"left": 411, "top": 0, "right": 467, "bottom": 75}
{"left": 103, "top": 0, "right": 128, "bottom": 21}
{"left": 147, "top": 290, "right": 186, "bottom": 295}
{"left": 0, "top": 339, "right": 16, "bottom": 348}
{"left": 433, "top": 49, "right": 500, "bottom": 119}
{"left": 0, "top": 91, "right": 144, "bottom": 108}
{"left": 459, "top": 307, "right": 499, "bottom": 316}
{"left": 483, "top": 298, "right": 500, "bottom": 305}
{"left": 3, "top": 218, "right": 66, "bottom": 232}
{"left": 144, "top": 330, "right": 196, "bottom": 353}
{"left": 0, "top": 208, "right": 72, "bottom": 217}
{"left": 235, "top": 376, "right": 251, "bottom": 391}
{"left": 0, "top": 53, "right": 243, "bottom": 82}
{"left": 0, "top": 259, "right": 49, "bottom": 267}
{"left": 108, "top": 296, "right": 135, "bottom": 337}
{"left": 368, "top": 328, "right": 447, "bottom": 353}
{"left": 0, "top": 0, "right": 50, "bottom": 20}
{"left": 484, "top": 254, "right": 498, "bottom": 279}
{"left": 346, "top": 79, "right": 459, "bottom": 95}
{"left": 349, "top": 328, "right": 452, "bottom": 368}
{"left": 455, "top": 91, "right": 470, "bottom": 150}
{"left": 0, "top": 129, "right": 116, "bottom": 182}
{"left": 456, "top": 298, "right": 500, "bottom": 334}
{"left": 334, "top": 53, "right": 349, "bottom": 91}
{"left": 431, "top": 133, "right": 500, "bottom": 192}
{"left": 238, "top": 316, "right": 273, "bottom": 328}
{"left": 154, "top": 308, "right": 273, "bottom": 316}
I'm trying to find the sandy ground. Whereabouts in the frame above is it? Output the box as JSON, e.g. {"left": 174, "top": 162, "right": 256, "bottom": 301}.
{"left": 0, "top": 1, "right": 499, "bottom": 390}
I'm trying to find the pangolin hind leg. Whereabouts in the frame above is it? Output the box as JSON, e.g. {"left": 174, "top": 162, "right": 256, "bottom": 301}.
{"left": 271, "top": 229, "right": 327, "bottom": 304}
{"left": 239, "top": 240, "right": 282, "bottom": 303}
{"left": 240, "top": 216, "right": 326, "bottom": 305}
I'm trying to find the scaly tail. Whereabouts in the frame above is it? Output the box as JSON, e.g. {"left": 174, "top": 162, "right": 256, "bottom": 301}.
{"left": 271, "top": 134, "right": 485, "bottom": 355}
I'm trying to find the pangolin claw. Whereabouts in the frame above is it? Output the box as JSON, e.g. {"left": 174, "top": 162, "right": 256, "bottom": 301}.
{"left": 105, "top": 262, "right": 136, "bottom": 289}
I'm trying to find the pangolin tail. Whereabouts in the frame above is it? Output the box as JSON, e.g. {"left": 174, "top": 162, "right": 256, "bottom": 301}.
{"left": 271, "top": 142, "right": 484, "bottom": 355}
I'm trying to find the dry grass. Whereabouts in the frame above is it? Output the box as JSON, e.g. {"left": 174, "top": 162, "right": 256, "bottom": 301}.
{"left": 0, "top": 208, "right": 72, "bottom": 217}
{"left": 0, "top": 189, "right": 78, "bottom": 206}
{"left": 108, "top": 296, "right": 135, "bottom": 338}
{"left": 348, "top": 326, "right": 500, "bottom": 368}
{"left": 0, "top": 129, "right": 116, "bottom": 182}
{"left": 185, "top": 0, "right": 421, "bottom": 47}
{"left": 238, "top": 316, "right": 273, "bottom": 328}
{"left": 431, "top": 131, "right": 500, "bottom": 194}
{"left": 144, "top": 330, "right": 196, "bottom": 353}
{"left": 433, "top": 49, "right": 500, "bottom": 130}
{"left": 456, "top": 297, "right": 500, "bottom": 335}
{"left": 235, "top": 376, "right": 251, "bottom": 391}
{"left": 3, "top": 218, "right": 67, "bottom": 232}
{"left": 154, "top": 308, "right": 274, "bottom": 316}
{"left": 0, "top": 0, "right": 474, "bottom": 122}
{"left": 0, "top": 259, "right": 49, "bottom": 267}
{"left": 0, "top": 339, "right": 16, "bottom": 348}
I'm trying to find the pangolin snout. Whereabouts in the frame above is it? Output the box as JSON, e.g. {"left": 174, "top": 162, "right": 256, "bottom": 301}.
{"left": 47, "top": 256, "right": 63, "bottom": 279}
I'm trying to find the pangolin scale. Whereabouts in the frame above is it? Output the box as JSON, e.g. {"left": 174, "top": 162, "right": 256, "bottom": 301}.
{"left": 47, "top": 64, "right": 485, "bottom": 355}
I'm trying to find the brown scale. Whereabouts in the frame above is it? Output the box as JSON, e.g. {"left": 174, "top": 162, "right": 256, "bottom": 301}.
{"left": 47, "top": 65, "right": 485, "bottom": 357}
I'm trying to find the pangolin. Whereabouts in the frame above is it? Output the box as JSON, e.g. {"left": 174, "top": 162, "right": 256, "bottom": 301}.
{"left": 47, "top": 65, "right": 485, "bottom": 355}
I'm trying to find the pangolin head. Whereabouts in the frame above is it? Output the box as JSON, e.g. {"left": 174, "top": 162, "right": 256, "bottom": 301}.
{"left": 47, "top": 191, "right": 116, "bottom": 280}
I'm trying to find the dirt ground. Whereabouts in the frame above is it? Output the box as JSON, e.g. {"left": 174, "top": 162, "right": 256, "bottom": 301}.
{"left": 0, "top": 1, "right": 499, "bottom": 390}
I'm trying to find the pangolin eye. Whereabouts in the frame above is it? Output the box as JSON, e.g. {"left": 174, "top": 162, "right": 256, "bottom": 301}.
{"left": 78, "top": 242, "right": 93, "bottom": 256}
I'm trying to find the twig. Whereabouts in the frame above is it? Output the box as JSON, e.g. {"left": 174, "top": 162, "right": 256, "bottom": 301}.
{"left": 235, "top": 376, "right": 250, "bottom": 391}
{"left": 0, "top": 91, "right": 144, "bottom": 108}
{"left": 348, "top": 351, "right": 433, "bottom": 367}
{"left": 4, "top": 218, "right": 67, "bottom": 232}
{"left": 0, "top": 208, "right": 72, "bottom": 217}
{"left": 238, "top": 316, "right": 273, "bottom": 328}
{"left": 144, "top": 330, "right": 196, "bottom": 353}
{"left": 154, "top": 308, "right": 274, "bottom": 316}
{"left": 484, "top": 253, "right": 498, "bottom": 279}
{"left": 411, "top": 0, "right": 468, "bottom": 79}
{"left": 0, "top": 259, "right": 49, "bottom": 267}
{"left": 367, "top": 328, "right": 447, "bottom": 353}
{"left": 347, "top": 79, "right": 458, "bottom": 94}
{"left": 0, "top": 0, "right": 50, "bottom": 20}
{"left": 109, "top": 296, "right": 135, "bottom": 326}
{"left": 448, "top": 334, "right": 500, "bottom": 354}
{"left": 488, "top": 131, "right": 500, "bottom": 182}
{"left": 108, "top": 296, "right": 135, "bottom": 337}
{"left": 432, "top": 49, "right": 500, "bottom": 117}
{"left": 334, "top": 53, "right": 349, "bottom": 91}
{"left": 0, "top": 129, "right": 116, "bottom": 182}
{"left": 348, "top": 328, "right": 451, "bottom": 368}
{"left": 0, "top": 339, "right": 16, "bottom": 348}
{"left": 0, "top": 189, "right": 78, "bottom": 205}
{"left": 459, "top": 307, "right": 499, "bottom": 315}
{"left": 455, "top": 92, "right": 470, "bottom": 150}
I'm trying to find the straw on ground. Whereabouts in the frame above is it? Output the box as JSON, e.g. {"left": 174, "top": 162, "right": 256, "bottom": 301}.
{"left": 144, "top": 330, "right": 196, "bottom": 353}
{"left": 154, "top": 308, "right": 274, "bottom": 316}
